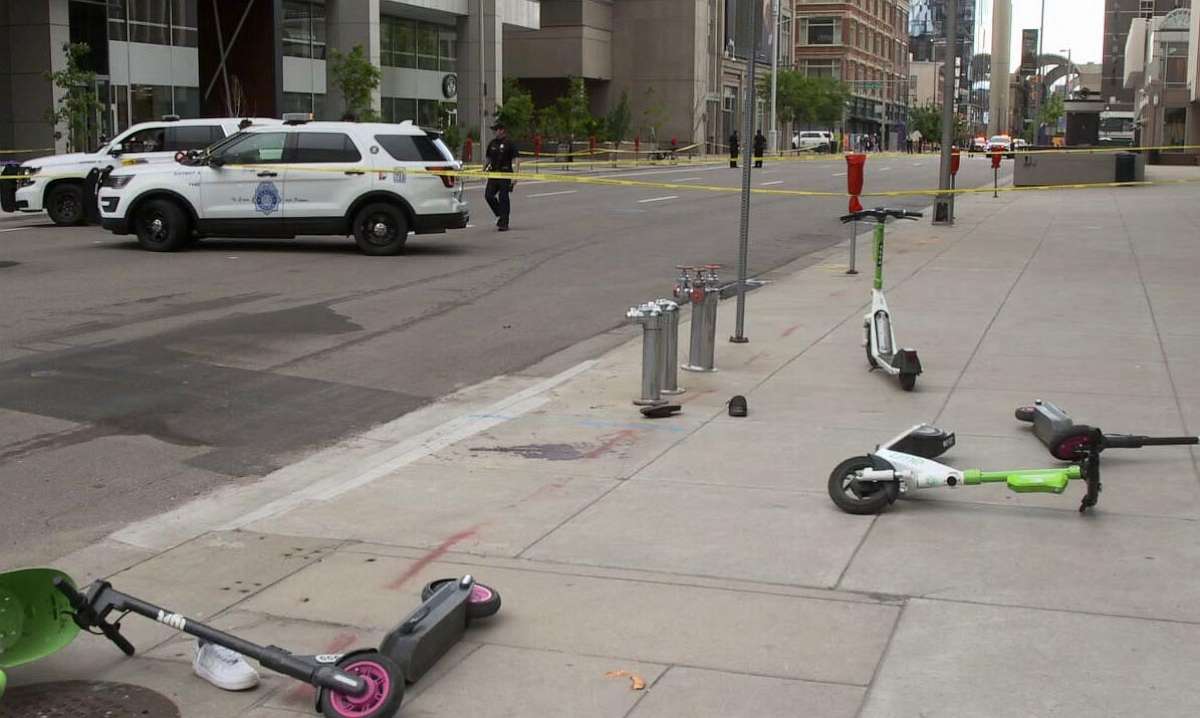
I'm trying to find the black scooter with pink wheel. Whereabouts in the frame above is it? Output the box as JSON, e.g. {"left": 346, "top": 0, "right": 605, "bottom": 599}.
{"left": 47, "top": 572, "right": 501, "bottom": 718}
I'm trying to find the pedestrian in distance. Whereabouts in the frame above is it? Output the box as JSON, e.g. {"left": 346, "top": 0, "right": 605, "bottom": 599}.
{"left": 753, "top": 129, "right": 766, "bottom": 168}
{"left": 729, "top": 130, "right": 739, "bottom": 168}
{"left": 484, "top": 121, "right": 519, "bottom": 232}
{"left": 791, "top": 132, "right": 800, "bottom": 151}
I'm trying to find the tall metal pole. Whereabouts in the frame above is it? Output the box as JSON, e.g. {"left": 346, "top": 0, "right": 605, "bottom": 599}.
{"left": 731, "top": 3, "right": 759, "bottom": 344}
{"left": 1036, "top": 0, "right": 1046, "bottom": 142}
{"left": 769, "top": 0, "right": 779, "bottom": 154}
{"left": 935, "top": 0, "right": 958, "bottom": 224}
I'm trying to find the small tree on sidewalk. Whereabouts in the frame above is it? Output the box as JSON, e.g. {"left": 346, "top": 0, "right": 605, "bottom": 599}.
{"left": 606, "top": 91, "right": 632, "bottom": 147}
{"left": 44, "top": 42, "right": 103, "bottom": 152}
{"left": 329, "top": 45, "right": 382, "bottom": 121}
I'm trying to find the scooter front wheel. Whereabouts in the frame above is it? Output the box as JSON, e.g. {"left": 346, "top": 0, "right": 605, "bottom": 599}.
{"left": 421, "top": 579, "right": 502, "bottom": 620}
{"left": 320, "top": 651, "right": 404, "bottom": 718}
{"left": 899, "top": 372, "right": 917, "bottom": 391}
{"left": 828, "top": 456, "right": 899, "bottom": 515}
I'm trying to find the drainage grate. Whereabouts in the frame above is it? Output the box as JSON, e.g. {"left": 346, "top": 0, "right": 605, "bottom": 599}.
{"left": 0, "top": 681, "right": 180, "bottom": 718}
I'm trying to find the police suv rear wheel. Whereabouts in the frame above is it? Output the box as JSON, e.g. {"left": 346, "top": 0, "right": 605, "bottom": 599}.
{"left": 46, "top": 183, "right": 86, "bottom": 226}
{"left": 353, "top": 203, "right": 408, "bottom": 256}
{"left": 135, "top": 199, "right": 189, "bottom": 252}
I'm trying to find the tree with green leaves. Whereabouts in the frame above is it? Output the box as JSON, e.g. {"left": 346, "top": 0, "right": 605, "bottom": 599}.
{"left": 605, "top": 91, "right": 632, "bottom": 146}
{"left": 1039, "top": 94, "right": 1065, "bottom": 129}
{"left": 44, "top": 42, "right": 104, "bottom": 152}
{"left": 329, "top": 45, "right": 382, "bottom": 121}
{"left": 640, "top": 86, "right": 667, "bottom": 144}
{"left": 758, "top": 71, "right": 849, "bottom": 132}
{"left": 495, "top": 79, "right": 534, "bottom": 139}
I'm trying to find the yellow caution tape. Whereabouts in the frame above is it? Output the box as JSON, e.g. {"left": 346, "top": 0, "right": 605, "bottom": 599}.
{"left": 9, "top": 158, "right": 1200, "bottom": 202}
{"left": 0, "top": 148, "right": 54, "bottom": 155}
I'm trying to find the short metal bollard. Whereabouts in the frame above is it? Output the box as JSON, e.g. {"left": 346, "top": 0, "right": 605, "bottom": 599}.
{"left": 654, "top": 298, "right": 684, "bottom": 395}
{"left": 627, "top": 302, "right": 668, "bottom": 406}
{"left": 680, "top": 265, "right": 721, "bottom": 372}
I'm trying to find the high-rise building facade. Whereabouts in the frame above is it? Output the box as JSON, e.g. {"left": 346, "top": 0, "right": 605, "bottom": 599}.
{"left": 0, "top": 0, "right": 540, "bottom": 155}
{"left": 908, "top": 0, "right": 993, "bottom": 134}
{"left": 793, "top": 0, "right": 911, "bottom": 148}
{"left": 1102, "top": 0, "right": 1189, "bottom": 111}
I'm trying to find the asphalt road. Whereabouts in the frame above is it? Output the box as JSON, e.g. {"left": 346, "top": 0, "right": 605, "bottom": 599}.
{"left": 0, "top": 152, "right": 1010, "bottom": 565}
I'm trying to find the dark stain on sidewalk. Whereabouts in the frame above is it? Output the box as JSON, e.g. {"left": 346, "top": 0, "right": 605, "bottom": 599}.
{"left": 470, "top": 430, "right": 638, "bottom": 461}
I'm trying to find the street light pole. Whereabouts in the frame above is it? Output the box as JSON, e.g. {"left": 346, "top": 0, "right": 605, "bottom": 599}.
{"left": 934, "top": 0, "right": 958, "bottom": 224}
{"left": 769, "top": 0, "right": 780, "bottom": 154}
{"left": 731, "top": 2, "right": 760, "bottom": 343}
{"left": 1036, "top": 0, "right": 1046, "bottom": 142}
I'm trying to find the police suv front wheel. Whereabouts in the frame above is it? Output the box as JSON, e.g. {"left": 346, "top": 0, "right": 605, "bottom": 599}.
{"left": 353, "top": 203, "right": 408, "bottom": 256}
{"left": 134, "top": 199, "right": 190, "bottom": 252}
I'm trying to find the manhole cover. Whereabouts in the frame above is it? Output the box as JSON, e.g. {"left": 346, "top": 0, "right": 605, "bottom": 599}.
{"left": 0, "top": 681, "right": 180, "bottom": 718}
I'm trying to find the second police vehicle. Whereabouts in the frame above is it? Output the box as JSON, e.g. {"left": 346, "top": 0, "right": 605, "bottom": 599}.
{"left": 0, "top": 116, "right": 280, "bottom": 226}
{"left": 96, "top": 118, "right": 468, "bottom": 256}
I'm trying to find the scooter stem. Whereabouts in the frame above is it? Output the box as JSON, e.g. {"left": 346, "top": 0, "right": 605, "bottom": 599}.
{"left": 872, "top": 222, "right": 885, "bottom": 291}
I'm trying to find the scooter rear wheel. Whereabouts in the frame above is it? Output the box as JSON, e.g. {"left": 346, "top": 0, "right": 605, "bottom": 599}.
{"left": 320, "top": 651, "right": 403, "bottom": 718}
{"left": 421, "top": 579, "right": 502, "bottom": 620}
{"left": 828, "top": 456, "right": 899, "bottom": 515}
{"left": 899, "top": 372, "right": 917, "bottom": 391}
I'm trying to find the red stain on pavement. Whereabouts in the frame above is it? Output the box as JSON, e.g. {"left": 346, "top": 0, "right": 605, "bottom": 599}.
{"left": 582, "top": 429, "right": 638, "bottom": 459}
{"left": 385, "top": 525, "right": 481, "bottom": 591}
{"left": 285, "top": 631, "right": 360, "bottom": 703}
{"left": 781, "top": 324, "right": 802, "bottom": 337}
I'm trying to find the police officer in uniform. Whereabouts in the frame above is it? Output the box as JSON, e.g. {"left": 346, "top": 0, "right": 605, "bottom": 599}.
{"left": 728, "top": 130, "right": 740, "bottom": 168}
{"left": 753, "top": 129, "right": 766, "bottom": 168}
{"left": 484, "top": 121, "right": 518, "bottom": 231}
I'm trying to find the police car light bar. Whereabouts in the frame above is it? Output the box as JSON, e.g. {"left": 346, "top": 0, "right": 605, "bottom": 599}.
{"left": 282, "top": 113, "right": 313, "bottom": 125}
{"left": 161, "top": 114, "right": 181, "bottom": 122}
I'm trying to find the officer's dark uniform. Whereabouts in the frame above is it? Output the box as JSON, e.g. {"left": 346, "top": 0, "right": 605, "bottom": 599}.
{"left": 729, "top": 131, "right": 740, "bottom": 168}
{"left": 484, "top": 125, "right": 518, "bottom": 231}
{"left": 753, "top": 130, "right": 766, "bottom": 168}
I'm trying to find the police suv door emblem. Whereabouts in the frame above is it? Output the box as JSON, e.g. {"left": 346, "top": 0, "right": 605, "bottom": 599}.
{"left": 254, "top": 181, "right": 281, "bottom": 215}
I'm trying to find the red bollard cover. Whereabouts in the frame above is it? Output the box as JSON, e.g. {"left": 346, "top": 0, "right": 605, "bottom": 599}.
{"left": 845, "top": 153, "right": 866, "bottom": 213}
{"left": 951, "top": 150, "right": 961, "bottom": 176}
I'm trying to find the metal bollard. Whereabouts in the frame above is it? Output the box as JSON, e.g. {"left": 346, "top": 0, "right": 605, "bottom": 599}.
{"left": 627, "top": 302, "right": 667, "bottom": 406}
{"left": 654, "top": 298, "right": 684, "bottom": 395}
{"left": 681, "top": 265, "right": 721, "bottom": 372}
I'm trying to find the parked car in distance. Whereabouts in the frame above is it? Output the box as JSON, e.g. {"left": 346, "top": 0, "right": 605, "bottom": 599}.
{"left": 970, "top": 136, "right": 989, "bottom": 153}
{"left": 1, "top": 116, "right": 280, "bottom": 226}
{"left": 796, "top": 131, "right": 836, "bottom": 153}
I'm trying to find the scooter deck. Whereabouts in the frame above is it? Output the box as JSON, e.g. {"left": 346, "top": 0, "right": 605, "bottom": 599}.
{"left": 379, "top": 577, "right": 471, "bottom": 682}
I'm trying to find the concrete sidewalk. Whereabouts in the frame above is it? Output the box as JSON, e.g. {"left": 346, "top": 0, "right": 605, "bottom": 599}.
{"left": 12, "top": 166, "right": 1200, "bottom": 717}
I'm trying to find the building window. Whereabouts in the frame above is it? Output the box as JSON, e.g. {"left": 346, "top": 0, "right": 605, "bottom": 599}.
{"left": 382, "top": 17, "right": 417, "bottom": 68}
{"left": 382, "top": 17, "right": 455, "bottom": 71}
{"left": 129, "top": 84, "right": 173, "bottom": 124}
{"left": 801, "top": 60, "right": 840, "bottom": 79}
{"left": 799, "top": 16, "right": 840, "bottom": 46}
{"left": 283, "top": 0, "right": 327, "bottom": 59}
{"left": 107, "top": 0, "right": 198, "bottom": 47}
{"left": 283, "top": 92, "right": 327, "bottom": 118}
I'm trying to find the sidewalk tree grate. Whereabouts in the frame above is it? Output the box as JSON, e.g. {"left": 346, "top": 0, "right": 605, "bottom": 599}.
{"left": 0, "top": 681, "right": 180, "bottom": 718}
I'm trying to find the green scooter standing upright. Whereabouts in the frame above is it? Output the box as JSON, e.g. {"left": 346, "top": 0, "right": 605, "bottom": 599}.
{"left": 841, "top": 207, "right": 924, "bottom": 391}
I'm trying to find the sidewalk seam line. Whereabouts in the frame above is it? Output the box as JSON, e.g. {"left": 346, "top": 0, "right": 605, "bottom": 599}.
{"left": 854, "top": 600, "right": 908, "bottom": 718}
{"left": 1116, "top": 191, "right": 1200, "bottom": 489}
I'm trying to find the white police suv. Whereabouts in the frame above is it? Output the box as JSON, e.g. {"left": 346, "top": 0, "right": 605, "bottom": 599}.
{"left": 96, "top": 120, "right": 467, "bottom": 256}
{"left": 1, "top": 116, "right": 278, "bottom": 226}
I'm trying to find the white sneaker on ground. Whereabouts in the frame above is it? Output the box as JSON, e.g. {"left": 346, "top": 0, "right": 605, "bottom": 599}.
{"left": 193, "top": 640, "right": 260, "bottom": 691}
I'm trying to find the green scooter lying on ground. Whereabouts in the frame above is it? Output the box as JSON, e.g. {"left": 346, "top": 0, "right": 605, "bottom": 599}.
{"left": 828, "top": 424, "right": 1101, "bottom": 514}
{"left": 0, "top": 568, "right": 500, "bottom": 717}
